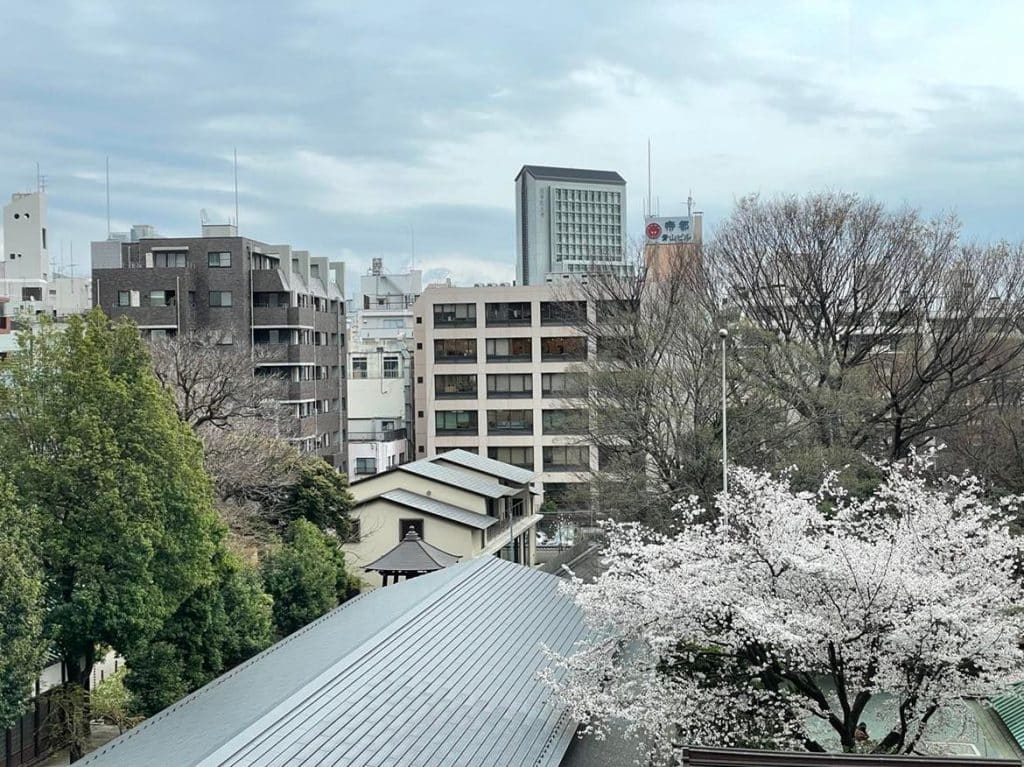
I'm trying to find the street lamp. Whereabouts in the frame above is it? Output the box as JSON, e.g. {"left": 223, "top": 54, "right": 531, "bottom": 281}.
{"left": 719, "top": 328, "right": 729, "bottom": 495}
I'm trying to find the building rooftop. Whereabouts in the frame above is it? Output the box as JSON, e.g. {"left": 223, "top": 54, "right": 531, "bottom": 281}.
{"left": 433, "top": 448, "right": 536, "bottom": 486}
{"left": 398, "top": 459, "right": 516, "bottom": 499}
{"left": 364, "top": 528, "right": 460, "bottom": 574}
{"left": 368, "top": 488, "right": 499, "bottom": 530}
{"left": 516, "top": 165, "right": 625, "bottom": 184}
{"left": 79, "top": 557, "right": 586, "bottom": 767}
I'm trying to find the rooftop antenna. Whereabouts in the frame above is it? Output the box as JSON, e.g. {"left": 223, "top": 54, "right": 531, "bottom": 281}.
{"left": 646, "top": 139, "right": 652, "bottom": 218}
{"left": 105, "top": 157, "right": 111, "bottom": 238}
{"left": 687, "top": 190, "right": 694, "bottom": 219}
{"left": 233, "top": 147, "right": 239, "bottom": 232}
{"left": 200, "top": 208, "right": 209, "bottom": 225}
{"left": 410, "top": 224, "right": 416, "bottom": 270}
{"left": 36, "top": 163, "right": 46, "bottom": 194}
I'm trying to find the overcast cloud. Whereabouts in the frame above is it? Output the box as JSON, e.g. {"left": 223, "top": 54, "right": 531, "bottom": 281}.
{"left": 1, "top": 0, "right": 1022, "bottom": 288}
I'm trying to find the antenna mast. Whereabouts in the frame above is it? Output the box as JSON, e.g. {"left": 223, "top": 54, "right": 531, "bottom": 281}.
{"left": 646, "top": 139, "right": 652, "bottom": 218}
{"left": 106, "top": 157, "right": 111, "bottom": 238}
{"left": 233, "top": 148, "right": 239, "bottom": 231}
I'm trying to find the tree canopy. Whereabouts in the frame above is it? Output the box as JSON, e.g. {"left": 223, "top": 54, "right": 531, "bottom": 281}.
{"left": 545, "top": 452, "right": 1024, "bottom": 763}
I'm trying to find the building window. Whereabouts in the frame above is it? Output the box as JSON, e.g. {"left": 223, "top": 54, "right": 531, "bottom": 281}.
{"left": 433, "top": 303, "right": 477, "bottom": 328}
{"left": 209, "top": 291, "right": 233, "bottom": 308}
{"left": 540, "top": 301, "right": 586, "bottom": 326}
{"left": 487, "top": 373, "right": 532, "bottom": 398}
{"left": 435, "top": 410, "right": 478, "bottom": 435}
{"left": 355, "top": 457, "right": 377, "bottom": 475}
{"left": 485, "top": 337, "right": 531, "bottom": 362}
{"left": 543, "top": 445, "right": 590, "bottom": 472}
{"left": 399, "top": 519, "right": 425, "bottom": 541}
{"left": 383, "top": 356, "right": 400, "bottom": 378}
{"left": 485, "top": 302, "right": 532, "bottom": 327}
{"left": 434, "top": 338, "right": 477, "bottom": 363}
{"left": 153, "top": 250, "right": 187, "bottom": 268}
{"left": 540, "top": 336, "right": 586, "bottom": 361}
{"left": 351, "top": 357, "right": 368, "bottom": 379}
{"left": 542, "top": 409, "right": 588, "bottom": 435}
{"left": 488, "top": 446, "right": 534, "bottom": 470}
{"left": 148, "top": 290, "right": 175, "bottom": 307}
{"left": 541, "top": 372, "right": 586, "bottom": 398}
{"left": 436, "top": 374, "right": 477, "bottom": 398}
{"left": 487, "top": 409, "right": 533, "bottom": 435}
{"left": 208, "top": 251, "right": 232, "bottom": 268}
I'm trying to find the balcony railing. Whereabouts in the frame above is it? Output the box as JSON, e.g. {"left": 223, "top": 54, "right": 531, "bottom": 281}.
{"left": 347, "top": 428, "right": 407, "bottom": 442}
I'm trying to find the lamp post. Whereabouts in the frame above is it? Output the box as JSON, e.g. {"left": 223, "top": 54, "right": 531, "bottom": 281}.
{"left": 719, "top": 328, "right": 729, "bottom": 495}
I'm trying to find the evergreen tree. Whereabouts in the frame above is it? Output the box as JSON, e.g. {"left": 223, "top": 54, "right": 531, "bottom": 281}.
{"left": 0, "top": 311, "right": 221, "bottom": 744}
{"left": 277, "top": 457, "right": 355, "bottom": 534}
{"left": 261, "top": 519, "right": 358, "bottom": 638}
{"left": 0, "top": 473, "right": 44, "bottom": 730}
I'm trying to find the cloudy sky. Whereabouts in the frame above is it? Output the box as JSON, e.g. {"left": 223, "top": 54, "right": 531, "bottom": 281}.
{"left": 1, "top": 0, "right": 1022, "bottom": 289}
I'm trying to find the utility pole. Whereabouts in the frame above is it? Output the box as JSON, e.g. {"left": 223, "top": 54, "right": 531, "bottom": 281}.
{"left": 719, "top": 328, "right": 729, "bottom": 495}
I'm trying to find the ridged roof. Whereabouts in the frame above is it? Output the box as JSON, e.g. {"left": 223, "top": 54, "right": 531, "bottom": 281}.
{"left": 79, "top": 557, "right": 586, "bottom": 767}
{"left": 399, "top": 459, "right": 514, "bottom": 498}
{"left": 364, "top": 528, "right": 460, "bottom": 573}
{"left": 372, "top": 488, "right": 499, "bottom": 530}
{"left": 433, "top": 448, "right": 536, "bottom": 485}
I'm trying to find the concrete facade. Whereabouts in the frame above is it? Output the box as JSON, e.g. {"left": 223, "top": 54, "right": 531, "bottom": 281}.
{"left": 345, "top": 259, "right": 421, "bottom": 476}
{"left": 515, "top": 165, "right": 629, "bottom": 286}
{"left": 412, "top": 283, "right": 594, "bottom": 507}
{"left": 91, "top": 224, "right": 347, "bottom": 468}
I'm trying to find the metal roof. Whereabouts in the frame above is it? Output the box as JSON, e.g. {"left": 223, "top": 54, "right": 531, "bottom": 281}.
{"left": 372, "top": 488, "right": 499, "bottom": 530}
{"left": 516, "top": 165, "right": 625, "bottom": 184}
{"left": 993, "top": 689, "right": 1024, "bottom": 750}
{"left": 432, "top": 449, "right": 536, "bottom": 485}
{"left": 79, "top": 557, "right": 586, "bottom": 767}
{"left": 364, "top": 528, "right": 460, "bottom": 573}
{"left": 399, "top": 459, "right": 514, "bottom": 498}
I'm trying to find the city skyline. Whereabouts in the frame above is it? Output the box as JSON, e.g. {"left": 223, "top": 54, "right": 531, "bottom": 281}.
{"left": 1, "top": 1, "right": 1023, "bottom": 289}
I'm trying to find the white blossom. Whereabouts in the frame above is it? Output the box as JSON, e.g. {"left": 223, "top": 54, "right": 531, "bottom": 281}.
{"left": 544, "top": 451, "right": 1024, "bottom": 763}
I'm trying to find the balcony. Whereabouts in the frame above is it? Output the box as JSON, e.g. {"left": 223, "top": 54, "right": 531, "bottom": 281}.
{"left": 348, "top": 427, "right": 407, "bottom": 443}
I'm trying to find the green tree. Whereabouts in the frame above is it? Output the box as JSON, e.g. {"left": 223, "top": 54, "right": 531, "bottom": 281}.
{"left": 261, "top": 519, "right": 358, "bottom": 638}
{"left": 0, "top": 310, "right": 221, "bottom": 756}
{"left": 277, "top": 457, "right": 354, "bottom": 534}
{"left": 0, "top": 473, "right": 44, "bottom": 730}
{"left": 125, "top": 546, "right": 273, "bottom": 717}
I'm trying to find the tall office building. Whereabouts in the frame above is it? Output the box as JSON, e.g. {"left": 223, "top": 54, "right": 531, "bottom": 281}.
{"left": 91, "top": 223, "right": 347, "bottom": 468}
{"left": 514, "top": 165, "right": 628, "bottom": 286}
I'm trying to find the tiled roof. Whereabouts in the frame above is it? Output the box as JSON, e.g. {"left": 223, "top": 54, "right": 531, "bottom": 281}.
{"left": 399, "top": 459, "right": 514, "bottom": 498}
{"left": 79, "top": 557, "right": 586, "bottom": 767}
{"left": 372, "top": 488, "right": 499, "bottom": 530}
{"left": 516, "top": 165, "right": 625, "bottom": 184}
{"left": 364, "top": 528, "right": 460, "bottom": 573}
{"left": 432, "top": 449, "right": 536, "bottom": 485}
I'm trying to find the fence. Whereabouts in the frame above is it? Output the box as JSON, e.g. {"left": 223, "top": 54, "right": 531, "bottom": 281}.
{"left": 1, "top": 690, "right": 58, "bottom": 767}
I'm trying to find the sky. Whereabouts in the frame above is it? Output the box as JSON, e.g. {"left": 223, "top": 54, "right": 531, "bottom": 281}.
{"left": 1, "top": 0, "right": 1023, "bottom": 290}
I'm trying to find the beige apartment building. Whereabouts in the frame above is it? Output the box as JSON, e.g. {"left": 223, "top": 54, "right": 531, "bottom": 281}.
{"left": 412, "top": 284, "right": 594, "bottom": 508}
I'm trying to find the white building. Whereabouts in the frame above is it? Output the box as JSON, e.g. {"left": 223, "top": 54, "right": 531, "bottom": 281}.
{"left": 412, "top": 283, "right": 594, "bottom": 509}
{"left": 346, "top": 259, "right": 422, "bottom": 477}
{"left": 515, "top": 165, "right": 629, "bottom": 286}
{"left": 1, "top": 190, "right": 91, "bottom": 319}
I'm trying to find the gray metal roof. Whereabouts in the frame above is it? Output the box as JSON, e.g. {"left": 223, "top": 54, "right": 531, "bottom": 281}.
{"left": 399, "top": 459, "right": 514, "bottom": 498}
{"left": 432, "top": 449, "right": 536, "bottom": 485}
{"left": 372, "top": 488, "right": 499, "bottom": 530}
{"left": 364, "top": 529, "right": 460, "bottom": 573}
{"left": 79, "top": 557, "right": 586, "bottom": 767}
{"left": 516, "top": 165, "right": 625, "bottom": 184}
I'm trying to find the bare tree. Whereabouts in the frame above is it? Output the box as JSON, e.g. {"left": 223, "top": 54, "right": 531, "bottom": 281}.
{"left": 563, "top": 245, "right": 790, "bottom": 526}
{"left": 712, "top": 192, "right": 1024, "bottom": 461}
{"left": 148, "top": 330, "right": 301, "bottom": 521}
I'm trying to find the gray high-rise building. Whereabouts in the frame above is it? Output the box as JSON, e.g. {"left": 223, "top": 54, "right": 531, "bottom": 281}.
{"left": 514, "top": 165, "right": 628, "bottom": 286}
{"left": 91, "top": 223, "right": 348, "bottom": 469}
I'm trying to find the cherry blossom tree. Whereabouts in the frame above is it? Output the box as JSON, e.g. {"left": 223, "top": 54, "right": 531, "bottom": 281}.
{"left": 544, "top": 452, "right": 1024, "bottom": 763}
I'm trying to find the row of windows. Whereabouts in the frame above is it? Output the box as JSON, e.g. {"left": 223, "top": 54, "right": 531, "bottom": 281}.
{"left": 435, "top": 372, "right": 587, "bottom": 398}
{"left": 433, "top": 337, "right": 587, "bottom": 363}
{"left": 253, "top": 329, "right": 334, "bottom": 346}
{"left": 553, "top": 188, "right": 621, "bottom": 203}
{"left": 119, "top": 289, "right": 232, "bottom": 309}
{"left": 350, "top": 356, "right": 401, "bottom": 379}
{"left": 480, "top": 445, "right": 590, "bottom": 471}
{"left": 432, "top": 301, "right": 588, "bottom": 328}
{"left": 295, "top": 399, "right": 332, "bottom": 418}
{"left": 434, "top": 409, "right": 587, "bottom": 435}
{"left": 255, "top": 364, "right": 334, "bottom": 382}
